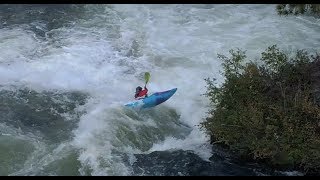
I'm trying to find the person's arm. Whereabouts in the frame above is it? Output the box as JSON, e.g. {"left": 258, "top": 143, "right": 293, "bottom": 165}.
{"left": 144, "top": 86, "right": 148, "bottom": 97}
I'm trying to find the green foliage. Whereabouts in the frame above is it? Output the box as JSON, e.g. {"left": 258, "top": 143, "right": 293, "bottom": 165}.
{"left": 202, "top": 45, "right": 320, "bottom": 175}
{"left": 261, "top": 45, "right": 288, "bottom": 73}
{"left": 276, "top": 4, "right": 320, "bottom": 16}
{"left": 218, "top": 49, "right": 246, "bottom": 77}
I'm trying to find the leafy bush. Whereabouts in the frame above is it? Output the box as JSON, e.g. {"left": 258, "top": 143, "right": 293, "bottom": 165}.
{"left": 276, "top": 4, "right": 320, "bottom": 16}
{"left": 201, "top": 45, "right": 320, "bottom": 174}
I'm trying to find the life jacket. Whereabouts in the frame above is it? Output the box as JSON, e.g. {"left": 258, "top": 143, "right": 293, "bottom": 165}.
{"left": 135, "top": 87, "right": 148, "bottom": 98}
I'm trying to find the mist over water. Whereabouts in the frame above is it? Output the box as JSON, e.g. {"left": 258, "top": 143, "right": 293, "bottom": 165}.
{"left": 0, "top": 4, "right": 318, "bottom": 175}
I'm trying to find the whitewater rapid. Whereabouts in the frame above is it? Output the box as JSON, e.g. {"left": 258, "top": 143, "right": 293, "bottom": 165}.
{"left": 0, "top": 4, "right": 319, "bottom": 175}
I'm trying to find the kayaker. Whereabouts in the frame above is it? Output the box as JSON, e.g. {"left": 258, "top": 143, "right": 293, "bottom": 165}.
{"left": 135, "top": 85, "right": 148, "bottom": 99}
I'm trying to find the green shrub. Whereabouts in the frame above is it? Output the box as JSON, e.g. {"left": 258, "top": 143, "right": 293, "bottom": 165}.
{"left": 201, "top": 45, "right": 320, "bottom": 174}
{"left": 276, "top": 4, "right": 320, "bottom": 16}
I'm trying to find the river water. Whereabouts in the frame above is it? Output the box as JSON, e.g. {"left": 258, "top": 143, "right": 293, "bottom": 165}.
{"left": 0, "top": 4, "right": 318, "bottom": 175}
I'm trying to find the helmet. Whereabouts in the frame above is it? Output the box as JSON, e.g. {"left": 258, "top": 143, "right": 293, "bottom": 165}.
{"left": 136, "top": 86, "right": 142, "bottom": 92}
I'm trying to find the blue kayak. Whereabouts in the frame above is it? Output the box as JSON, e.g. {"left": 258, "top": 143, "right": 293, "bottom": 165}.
{"left": 125, "top": 88, "right": 177, "bottom": 109}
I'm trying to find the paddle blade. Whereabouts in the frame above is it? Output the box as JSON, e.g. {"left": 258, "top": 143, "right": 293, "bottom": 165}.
{"left": 145, "top": 72, "right": 150, "bottom": 84}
